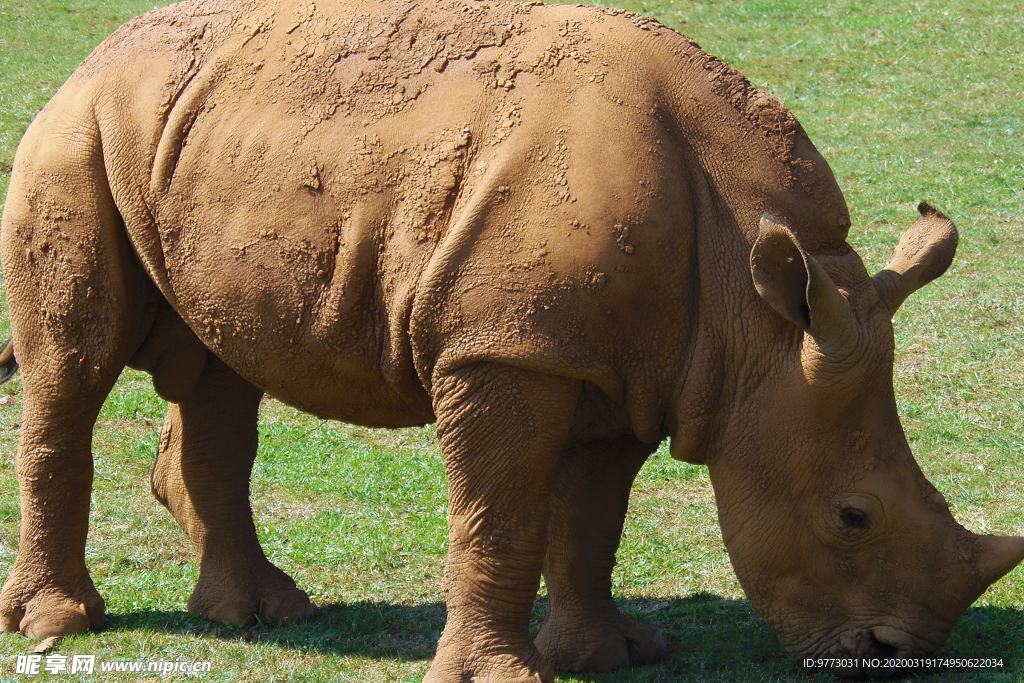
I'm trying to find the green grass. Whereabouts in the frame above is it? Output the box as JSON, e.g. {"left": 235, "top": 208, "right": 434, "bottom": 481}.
{"left": 0, "top": 0, "right": 1023, "bottom": 681}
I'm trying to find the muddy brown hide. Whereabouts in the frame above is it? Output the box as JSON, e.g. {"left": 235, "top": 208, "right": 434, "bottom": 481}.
{"left": 0, "top": 0, "right": 1020, "bottom": 681}
{"left": 704, "top": 209, "right": 1024, "bottom": 676}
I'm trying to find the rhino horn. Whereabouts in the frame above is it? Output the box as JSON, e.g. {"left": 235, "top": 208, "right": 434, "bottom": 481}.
{"left": 872, "top": 202, "right": 958, "bottom": 315}
{"left": 751, "top": 215, "right": 856, "bottom": 350}
{"left": 974, "top": 534, "right": 1024, "bottom": 588}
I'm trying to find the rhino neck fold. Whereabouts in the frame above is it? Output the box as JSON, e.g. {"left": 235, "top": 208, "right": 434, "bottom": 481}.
{"left": 657, "top": 24, "right": 850, "bottom": 462}
{"left": 666, "top": 167, "right": 800, "bottom": 466}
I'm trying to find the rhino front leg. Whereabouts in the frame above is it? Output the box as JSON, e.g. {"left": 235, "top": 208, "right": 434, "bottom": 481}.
{"left": 536, "top": 436, "right": 665, "bottom": 672}
{"left": 426, "top": 363, "right": 581, "bottom": 683}
{"left": 151, "top": 355, "right": 314, "bottom": 626}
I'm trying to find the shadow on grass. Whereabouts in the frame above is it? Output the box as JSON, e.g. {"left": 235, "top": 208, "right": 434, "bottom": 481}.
{"left": 106, "top": 596, "right": 1024, "bottom": 682}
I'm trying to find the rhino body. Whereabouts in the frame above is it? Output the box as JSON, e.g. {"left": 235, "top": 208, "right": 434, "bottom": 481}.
{"left": 2, "top": 0, "right": 1021, "bottom": 680}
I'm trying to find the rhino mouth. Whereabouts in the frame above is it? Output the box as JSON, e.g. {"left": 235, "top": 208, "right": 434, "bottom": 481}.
{"left": 837, "top": 631, "right": 900, "bottom": 680}
{"left": 798, "top": 625, "right": 943, "bottom": 680}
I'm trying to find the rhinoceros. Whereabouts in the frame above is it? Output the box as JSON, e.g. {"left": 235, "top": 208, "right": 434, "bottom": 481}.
{"left": 0, "top": 0, "right": 1020, "bottom": 680}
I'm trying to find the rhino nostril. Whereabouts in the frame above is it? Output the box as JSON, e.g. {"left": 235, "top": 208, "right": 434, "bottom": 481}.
{"left": 860, "top": 632, "right": 901, "bottom": 681}
{"left": 829, "top": 629, "right": 909, "bottom": 680}
{"left": 867, "top": 632, "right": 899, "bottom": 659}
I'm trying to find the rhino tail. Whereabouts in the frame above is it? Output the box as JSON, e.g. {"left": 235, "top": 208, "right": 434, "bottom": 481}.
{"left": 0, "top": 340, "right": 18, "bottom": 385}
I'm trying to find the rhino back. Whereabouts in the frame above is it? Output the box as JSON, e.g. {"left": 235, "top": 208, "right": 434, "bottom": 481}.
{"left": 71, "top": 0, "right": 845, "bottom": 435}
{"left": 51, "top": 0, "right": 685, "bottom": 426}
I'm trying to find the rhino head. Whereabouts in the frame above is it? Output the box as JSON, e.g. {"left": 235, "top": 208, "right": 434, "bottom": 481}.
{"left": 675, "top": 203, "right": 1023, "bottom": 677}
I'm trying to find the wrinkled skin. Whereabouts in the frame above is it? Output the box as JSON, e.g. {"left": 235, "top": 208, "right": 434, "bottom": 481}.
{"left": 1, "top": 0, "right": 1021, "bottom": 680}
{"left": 711, "top": 210, "right": 1024, "bottom": 676}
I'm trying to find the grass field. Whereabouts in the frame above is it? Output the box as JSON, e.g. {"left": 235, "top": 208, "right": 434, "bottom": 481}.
{"left": 0, "top": 0, "right": 1022, "bottom": 681}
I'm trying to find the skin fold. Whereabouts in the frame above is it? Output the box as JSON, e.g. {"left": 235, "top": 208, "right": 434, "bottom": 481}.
{"left": 0, "top": 0, "right": 1021, "bottom": 680}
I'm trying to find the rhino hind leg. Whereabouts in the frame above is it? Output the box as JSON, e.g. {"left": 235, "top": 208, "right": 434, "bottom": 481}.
{"left": 151, "top": 355, "right": 314, "bottom": 627}
{"left": 0, "top": 339, "right": 17, "bottom": 384}
{"left": 535, "top": 436, "right": 665, "bottom": 672}
{"left": 0, "top": 105, "right": 155, "bottom": 638}
{"left": 426, "top": 363, "right": 581, "bottom": 683}
{"left": 0, "top": 383, "right": 116, "bottom": 638}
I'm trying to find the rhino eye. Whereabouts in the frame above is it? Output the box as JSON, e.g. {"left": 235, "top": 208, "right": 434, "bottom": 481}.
{"left": 840, "top": 507, "right": 869, "bottom": 530}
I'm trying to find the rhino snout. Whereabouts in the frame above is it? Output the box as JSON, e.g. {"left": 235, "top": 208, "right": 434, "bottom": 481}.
{"left": 803, "top": 628, "right": 904, "bottom": 680}
{"left": 800, "top": 623, "right": 945, "bottom": 680}
{"left": 843, "top": 628, "right": 907, "bottom": 678}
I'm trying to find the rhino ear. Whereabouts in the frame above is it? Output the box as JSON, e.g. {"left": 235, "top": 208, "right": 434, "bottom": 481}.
{"left": 872, "top": 202, "right": 958, "bottom": 316}
{"left": 750, "top": 214, "right": 855, "bottom": 346}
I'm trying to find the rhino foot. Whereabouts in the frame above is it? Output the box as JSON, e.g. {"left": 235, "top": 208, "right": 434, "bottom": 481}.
{"left": 424, "top": 629, "right": 554, "bottom": 683}
{"left": 535, "top": 611, "right": 666, "bottom": 673}
{"left": 0, "top": 567, "right": 105, "bottom": 639}
{"left": 186, "top": 561, "right": 315, "bottom": 627}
